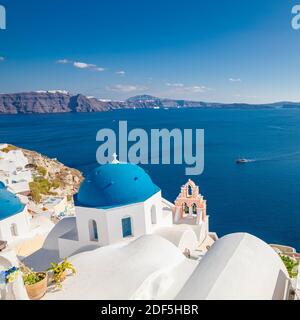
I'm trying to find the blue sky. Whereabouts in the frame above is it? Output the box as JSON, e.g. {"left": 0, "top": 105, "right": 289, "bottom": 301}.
{"left": 0, "top": 0, "right": 300, "bottom": 103}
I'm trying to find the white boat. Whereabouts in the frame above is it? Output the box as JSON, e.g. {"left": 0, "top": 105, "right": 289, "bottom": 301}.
{"left": 236, "top": 158, "right": 251, "bottom": 164}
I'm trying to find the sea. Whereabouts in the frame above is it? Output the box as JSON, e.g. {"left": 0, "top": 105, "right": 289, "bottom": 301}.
{"left": 1, "top": 108, "right": 300, "bottom": 250}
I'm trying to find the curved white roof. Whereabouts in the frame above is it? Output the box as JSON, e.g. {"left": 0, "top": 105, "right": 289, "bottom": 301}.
{"left": 44, "top": 235, "right": 197, "bottom": 300}
{"left": 154, "top": 226, "right": 198, "bottom": 251}
{"left": 176, "top": 233, "right": 290, "bottom": 300}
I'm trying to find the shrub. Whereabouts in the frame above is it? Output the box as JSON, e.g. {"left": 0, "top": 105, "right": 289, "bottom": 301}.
{"left": 47, "top": 258, "right": 76, "bottom": 288}
{"left": 23, "top": 271, "right": 46, "bottom": 286}
{"left": 51, "top": 179, "right": 61, "bottom": 189}
{"left": 1, "top": 145, "right": 17, "bottom": 153}
{"left": 21, "top": 264, "right": 46, "bottom": 286}
{"left": 30, "top": 186, "right": 42, "bottom": 203}
{"left": 29, "top": 177, "right": 52, "bottom": 203}
{"left": 37, "top": 166, "right": 47, "bottom": 177}
{"left": 280, "top": 254, "right": 299, "bottom": 278}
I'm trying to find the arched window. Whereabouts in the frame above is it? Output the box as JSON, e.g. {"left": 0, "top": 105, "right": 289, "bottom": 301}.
{"left": 187, "top": 185, "right": 193, "bottom": 197}
{"left": 192, "top": 203, "right": 197, "bottom": 215}
{"left": 151, "top": 205, "right": 157, "bottom": 224}
{"left": 122, "top": 217, "right": 133, "bottom": 238}
{"left": 10, "top": 223, "right": 18, "bottom": 237}
{"left": 89, "top": 220, "right": 99, "bottom": 242}
{"left": 183, "top": 203, "right": 189, "bottom": 215}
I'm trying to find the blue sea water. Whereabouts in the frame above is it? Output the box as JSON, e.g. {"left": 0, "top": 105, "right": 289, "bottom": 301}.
{"left": 1, "top": 108, "right": 300, "bottom": 250}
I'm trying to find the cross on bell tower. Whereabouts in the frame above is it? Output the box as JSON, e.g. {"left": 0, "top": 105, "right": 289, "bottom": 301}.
{"left": 111, "top": 152, "right": 120, "bottom": 164}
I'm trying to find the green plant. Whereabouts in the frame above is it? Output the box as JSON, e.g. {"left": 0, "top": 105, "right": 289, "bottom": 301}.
{"left": 279, "top": 254, "right": 299, "bottom": 278}
{"left": 29, "top": 176, "right": 57, "bottom": 203}
{"left": 23, "top": 272, "right": 45, "bottom": 286}
{"left": 21, "top": 264, "right": 46, "bottom": 286}
{"left": 51, "top": 178, "right": 61, "bottom": 189}
{"left": 47, "top": 258, "right": 76, "bottom": 288}
{"left": 1, "top": 144, "right": 17, "bottom": 153}
{"left": 37, "top": 166, "right": 47, "bottom": 177}
{"left": 29, "top": 186, "right": 42, "bottom": 203}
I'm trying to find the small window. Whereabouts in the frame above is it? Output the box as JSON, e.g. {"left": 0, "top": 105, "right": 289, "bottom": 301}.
{"left": 192, "top": 203, "right": 197, "bottom": 215}
{"left": 10, "top": 223, "right": 18, "bottom": 237}
{"left": 188, "top": 185, "right": 193, "bottom": 197}
{"left": 151, "top": 205, "right": 157, "bottom": 224}
{"left": 89, "top": 220, "right": 99, "bottom": 242}
{"left": 183, "top": 203, "right": 189, "bottom": 215}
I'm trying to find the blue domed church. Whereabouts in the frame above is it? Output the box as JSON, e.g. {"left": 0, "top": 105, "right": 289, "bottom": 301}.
{"left": 58, "top": 156, "right": 176, "bottom": 258}
{"left": 23, "top": 155, "right": 211, "bottom": 267}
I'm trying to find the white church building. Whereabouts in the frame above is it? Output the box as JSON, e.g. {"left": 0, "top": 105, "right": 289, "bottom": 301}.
{"left": 23, "top": 155, "right": 212, "bottom": 269}
{"left": 56, "top": 156, "right": 210, "bottom": 259}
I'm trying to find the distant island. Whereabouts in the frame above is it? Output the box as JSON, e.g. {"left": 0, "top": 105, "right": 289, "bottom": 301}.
{"left": 1, "top": 91, "right": 300, "bottom": 114}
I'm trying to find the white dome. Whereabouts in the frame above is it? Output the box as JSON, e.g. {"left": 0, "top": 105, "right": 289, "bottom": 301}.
{"left": 44, "top": 235, "right": 189, "bottom": 300}
{"left": 176, "top": 233, "right": 290, "bottom": 300}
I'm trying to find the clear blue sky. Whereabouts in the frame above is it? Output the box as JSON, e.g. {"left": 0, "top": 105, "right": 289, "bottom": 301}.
{"left": 0, "top": 0, "right": 300, "bottom": 103}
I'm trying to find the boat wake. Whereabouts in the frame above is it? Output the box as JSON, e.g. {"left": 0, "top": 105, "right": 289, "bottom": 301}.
{"left": 241, "top": 151, "right": 300, "bottom": 164}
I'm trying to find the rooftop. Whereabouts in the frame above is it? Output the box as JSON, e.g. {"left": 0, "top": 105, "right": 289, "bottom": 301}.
{"left": 76, "top": 162, "right": 160, "bottom": 209}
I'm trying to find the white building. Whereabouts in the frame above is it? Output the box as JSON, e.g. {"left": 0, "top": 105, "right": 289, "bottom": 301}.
{"left": 0, "top": 182, "right": 31, "bottom": 243}
{"left": 23, "top": 157, "right": 210, "bottom": 268}
{"left": 42, "top": 197, "right": 68, "bottom": 217}
{"left": 0, "top": 145, "right": 29, "bottom": 171}
{"left": 0, "top": 145, "right": 32, "bottom": 194}
{"left": 57, "top": 159, "right": 209, "bottom": 259}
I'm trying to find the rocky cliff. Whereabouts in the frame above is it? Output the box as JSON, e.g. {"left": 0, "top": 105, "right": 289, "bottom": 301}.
{"left": 0, "top": 92, "right": 72, "bottom": 114}
{"left": 0, "top": 92, "right": 123, "bottom": 114}
{"left": 0, "top": 92, "right": 299, "bottom": 114}
{"left": 0, "top": 92, "right": 201, "bottom": 114}
{"left": 21, "top": 146, "right": 84, "bottom": 199}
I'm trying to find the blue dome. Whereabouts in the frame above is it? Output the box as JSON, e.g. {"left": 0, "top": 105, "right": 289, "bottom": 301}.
{"left": 77, "top": 163, "right": 160, "bottom": 209}
{"left": 0, "top": 185, "right": 25, "bottom": 220}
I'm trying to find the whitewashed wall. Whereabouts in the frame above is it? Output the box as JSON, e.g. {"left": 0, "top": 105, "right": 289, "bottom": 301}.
{"left": 0, "top": 209, "right": 30, "bottom": 243}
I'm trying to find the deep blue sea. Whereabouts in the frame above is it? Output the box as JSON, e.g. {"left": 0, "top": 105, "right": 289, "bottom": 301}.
{"left": 1, "top": 108, "right": 300, "bottom": 250}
